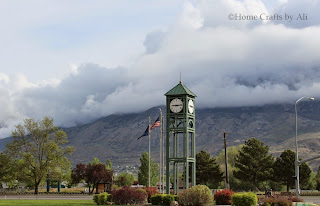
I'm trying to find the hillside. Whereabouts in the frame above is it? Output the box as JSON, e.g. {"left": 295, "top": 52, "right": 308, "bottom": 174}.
{"left": 1, "top": 102, "right": 320, "bottom": 170}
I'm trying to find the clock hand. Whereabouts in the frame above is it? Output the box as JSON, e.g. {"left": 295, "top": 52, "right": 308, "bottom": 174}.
{"left": 172, "top": 104, "right": 182, "bottom": 106}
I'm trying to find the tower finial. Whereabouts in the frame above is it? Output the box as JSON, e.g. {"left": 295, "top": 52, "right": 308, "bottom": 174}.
{"left": 179, "top": 71, "right": 182, "bottom": 84}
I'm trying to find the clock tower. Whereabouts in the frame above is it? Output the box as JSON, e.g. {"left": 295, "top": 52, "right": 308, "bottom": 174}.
{"left": 165, "top": 80, "right": 196, "bottom": 194}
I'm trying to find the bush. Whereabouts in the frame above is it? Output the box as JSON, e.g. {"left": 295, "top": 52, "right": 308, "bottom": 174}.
{"left": 179, "top": 185, "right": 213, "bottom": 206}
{"left": 162, "top": 194, "right": 174, "bottom": 205}
{"left": 289, "top": 196, "right": 304, "bottom": 202}
{"left": 151, "top": 194, "right": 163, "bottom": 205}
{"left": 173, "top": 195, "right": 179, "bottom": 202}
{"left": 214, "top": 189, "right": 234, "bottom": 205}
{"left": 98, "top": 192, "right": 108, "bottom": 205}
{"left": 144, "top": 187, "right": 159, "bottom": 203}
{"left": 231, "top": 192, "right": 257, "bottom": 206}
{"left": 151, "top": 194, "right": 175, "bottom": 205}
{"left": 93, "top": 194, "right": 99, "bottom": 205}
{"left": 111, "top": 186, "right": 147, "bottom": 205}
{"left": 262, "top": 197, "right": 292, "bottom": 206}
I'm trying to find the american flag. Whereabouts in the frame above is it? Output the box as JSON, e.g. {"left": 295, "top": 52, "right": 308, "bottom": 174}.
{"left": 150, "top": 117, "right": 160, "bottom": 130}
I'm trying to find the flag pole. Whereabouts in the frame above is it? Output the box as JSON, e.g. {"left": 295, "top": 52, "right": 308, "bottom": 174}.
{"left": 159, "top": 108, "right": 163, "bottom": 193}
{"left": 149, "top": 116, "right": 151, "bottom": 188}
{"left": 162, "top": 115, "right": 165, "bottom": 193}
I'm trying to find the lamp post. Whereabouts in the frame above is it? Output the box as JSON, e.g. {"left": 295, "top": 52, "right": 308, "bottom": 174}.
{"left": 295, "top": 96, "right": 314, "bottom": 197}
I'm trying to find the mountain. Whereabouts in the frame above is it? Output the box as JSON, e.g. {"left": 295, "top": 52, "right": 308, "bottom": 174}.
{"left": 1, "top": 102, "right": 320, "bottom": 170}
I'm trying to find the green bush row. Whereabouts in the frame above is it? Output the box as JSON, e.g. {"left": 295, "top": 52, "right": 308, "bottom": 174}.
{"left": 93, "top": 192, "right": 112, "bottom": 205}
{"left": 231, "top": 192, "right": 257, "bottom": 206}
{"left": 151, "top": 194, "right": 175, "bottom": 205}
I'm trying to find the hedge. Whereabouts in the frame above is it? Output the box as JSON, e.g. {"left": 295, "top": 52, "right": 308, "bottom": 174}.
{"left": 231, "top": 192, "right": 257, "bottom": 206}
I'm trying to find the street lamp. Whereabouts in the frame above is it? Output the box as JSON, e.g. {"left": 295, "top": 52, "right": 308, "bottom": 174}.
{"left": 295, "top": 96, "right": 314, "bottom": 197}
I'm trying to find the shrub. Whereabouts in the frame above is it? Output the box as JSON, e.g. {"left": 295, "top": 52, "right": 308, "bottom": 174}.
{"left": 231, "top": 192, "right": 257, "bottom": 206}
{"left": 144, "top": 187, "right": 159, "bottom": 203}
{"left": 162, "top": 194, "right": 174, "bottom": 205}
{"left": 214, "top": 189, "right": 234, "bottom": 205}
{"left": 274, "top": 198, "right": 292, "bottom": 206}
{"left": 106, "top": 193, "right": 112, "bottom": 202}
{"left": 98, "top": 192, "right": 108, "bottom": 205}
{"left": 93, "top": 194, "right": 99, "bottom": 205}
{"left": 173, "top": 195, "right": 179, "bottom": 202}
{"left": 111, "top": 186, "right": 147, "bottom": 205}
{"left": 289, "top": 196, "right": 304, "bottom": 202}
{"left": 151, "top": 194, "right": 163, "bottom": 205}
{"left": 151, "top": 194, "right": 175, "bottom": 205}
{"left": 178, "top": 185, "right": 213, "bottom": 206}
{"left": 262, "top": 197, "right": 292, "bottom": 206}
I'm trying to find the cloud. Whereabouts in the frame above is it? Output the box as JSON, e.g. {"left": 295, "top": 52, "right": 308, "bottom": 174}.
{"left": 1, "top": 0, "right": 320, "bottom": 137}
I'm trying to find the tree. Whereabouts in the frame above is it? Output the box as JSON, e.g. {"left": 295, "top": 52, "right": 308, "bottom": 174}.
{"left": 316, "top": 166, "right": 320, "bottom": 191}
{"left": 106, "top": 159, "right": 112, "bottom": 170}
{"left": 194, "top": 150, "right": 223, "bottom": 188}
{"left": 71, "top": 162, "right": 113, "bottom": 194}
{"left": 273, "top": 149, "right": 312, "bottom": 191}
{"left": 116, "top": 172, "right": 134, "bottom": 186}
{"left": 86, "top": 163, "right": 113, "bottom": 193}
{"left": 233, "top": 138, "right": 274, "bottom": 190}
{"left": 216, "top": 145, "right": 245, "bottom": 189}
{"left": 90, "top": 157, "right": 101, "bottom": 165}
{"left": 138, "top": 152, "right": 159, "bottom": 186}
{"left": 6, "top": 117, "right": 74, "bottom": 194}
{"left": 71, "top": 163, "right": 86, "bottom": 185}
{"left": 273, "top": 150, "right": 295, "bottom": 192}
{"left": 0, "top": 153, "right": 16, "bottom": 185}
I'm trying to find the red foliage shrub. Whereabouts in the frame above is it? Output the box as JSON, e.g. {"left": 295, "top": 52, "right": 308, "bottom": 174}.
{"left": 143, "top": 187, "right": 159, "bottom": 203}
{"left": 263, "top": 197, "right": 292, "bottom": 206}
{"left": 288, "top": 196, "right": 304, "bottom": 202}
{"left": 214, "top": 189, "right": 234, "bottom": 205}
{"left": 111, "top": 186, "right": 147, "bottom": 205}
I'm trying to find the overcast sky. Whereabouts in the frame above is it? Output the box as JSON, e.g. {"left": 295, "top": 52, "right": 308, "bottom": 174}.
{"left": 1, "top": 0, "right": 320, "bottom": 137}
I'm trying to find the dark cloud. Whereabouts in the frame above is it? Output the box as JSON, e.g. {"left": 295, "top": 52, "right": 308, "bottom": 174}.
{"left": 1, "top": 0, "right": 320, "bottom": 137}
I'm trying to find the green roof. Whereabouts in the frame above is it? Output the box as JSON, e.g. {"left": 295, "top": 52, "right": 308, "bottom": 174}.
{"left": 165, "top": 82, "right": 196, "bottom": 97}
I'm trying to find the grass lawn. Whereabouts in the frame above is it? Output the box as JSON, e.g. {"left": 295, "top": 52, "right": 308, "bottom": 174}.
{"left": 0, "top": 200, "right": 95, "bottom": 206}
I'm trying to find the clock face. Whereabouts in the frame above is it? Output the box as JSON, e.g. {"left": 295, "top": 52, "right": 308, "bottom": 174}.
{"left": 188, "top": 99, "right": 194, "bottom": 114}
{"left": 170, "top": 98, "right": 183, "bottom": 113}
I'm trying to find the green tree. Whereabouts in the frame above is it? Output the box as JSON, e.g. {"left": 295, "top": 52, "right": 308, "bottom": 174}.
{"left": 116, "top": 172, "right": 134, "bottom": 186}
{"left": 138, "top": 152, "right": 159, "bottom": 186}
{"left": 6, "top": 117, "right": 74, "bottom": 194}
{"left": 106, "top": 159, "right": 112, "bottom": 170}
{"left": 194, "top": 150, "right": 223, "bottom": 188}
{"left": 233, "top": 138, "right": 274, "bottom": 190}
{"left": 0, "top": 153, "right": 16, "bottom": 185}
{"left": 273, "top": 150, "right": 312, "bottom": 191}
{"left": 90, "top": 157, "right": 101, "bottom": 165}
{"left": 315, "top": 166, "right": 320, "bottom": 191}
{"left": 216, "top": 145, "right": 245, "bottom": 189}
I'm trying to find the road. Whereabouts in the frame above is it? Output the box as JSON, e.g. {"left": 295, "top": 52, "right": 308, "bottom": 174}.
{"left": 0, "top": 194, "right": 92, "bottom": 200}
{"left": 302, "top": 196, "right": 320, "bottom": 204}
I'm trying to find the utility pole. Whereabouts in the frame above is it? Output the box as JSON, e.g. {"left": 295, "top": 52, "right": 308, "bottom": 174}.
{"left": 224, "top": 132, "right": 230, "bottom": 189}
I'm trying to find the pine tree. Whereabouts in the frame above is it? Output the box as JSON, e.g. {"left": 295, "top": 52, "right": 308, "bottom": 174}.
{"left": 138, "top": 152, "right": 159, "bottom": 186}
{"left": 233, "top": 138, "right": 274, "bottom": 190}
{"left": 273, "top": 149, "right": 312, "bottom": 191}
{"left": 194, "top": 150, "right": 223, "bottom": 188}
